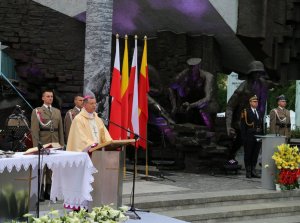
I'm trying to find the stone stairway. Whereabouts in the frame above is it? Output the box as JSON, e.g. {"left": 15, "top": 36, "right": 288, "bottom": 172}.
{"left": 123, "top": 189, "right": 300, "bottom": 223}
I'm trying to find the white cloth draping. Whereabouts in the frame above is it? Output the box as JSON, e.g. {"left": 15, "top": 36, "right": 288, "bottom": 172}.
{"left": 0, "top": 150, "right": 97, "bottom": 209}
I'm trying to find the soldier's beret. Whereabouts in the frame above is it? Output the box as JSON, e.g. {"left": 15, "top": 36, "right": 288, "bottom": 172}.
{"left": 276, "top": 94, "right": 286, "bottom": 102}
{"left": 187, "top": 58, "right": 201, "bottom": 66}
{"left": 249, "top": 95, "right": 258, "bottom": 102}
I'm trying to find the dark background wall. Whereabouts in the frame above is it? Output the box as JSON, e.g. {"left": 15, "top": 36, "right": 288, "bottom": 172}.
{"left": 238, "top": 0, "right": 300, "bottom": 82}
{"left": 0, "top": 0, "right": 85, "bottom": 112}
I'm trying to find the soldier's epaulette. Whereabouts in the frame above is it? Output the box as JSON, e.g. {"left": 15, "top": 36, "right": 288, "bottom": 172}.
{"left": 70, "top": 110, "right": 77, "bottom": 119}
{"left": 241, "top": 109, "right": 246, "bottom": 119}
{"left": 36, "top": 107, "right": 43, "bottom": 113}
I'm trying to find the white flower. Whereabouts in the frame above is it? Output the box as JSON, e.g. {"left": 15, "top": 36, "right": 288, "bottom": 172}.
{"left": 100, "top": 210, "right": 108, "bottom": 217}
{"left": 49, "top": 210, "right": 60, "bottom": 216}
{"left": 109, "top": 209, "right": 119, "bottom": 218}
{"left": 32, "top": 218, "right": 42, "bottom": 223}
{"left": 119, "top": 206, "right": 129, "bottom": 212}
{"left": 119, "top": 214, "right": 129, "bottom": 222}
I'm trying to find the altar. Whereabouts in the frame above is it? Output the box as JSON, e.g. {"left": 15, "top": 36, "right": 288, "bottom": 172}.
{"left": 0, "top": 150, "right": 97, "bottom": 220}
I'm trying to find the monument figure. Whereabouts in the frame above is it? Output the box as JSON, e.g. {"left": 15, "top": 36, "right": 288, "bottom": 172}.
{"left": 226, "top": 60, "right": 277, "bottom": 160}
{"left": 168, "top": 58, "right": 219, "bottom": 130}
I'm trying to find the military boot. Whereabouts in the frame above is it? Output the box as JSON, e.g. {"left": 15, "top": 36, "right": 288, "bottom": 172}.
{"left": 246, "top": 166, "right": 252, "bottom": 178}
{"left": 251, "top": 166, "right": 261, "bottom": 178}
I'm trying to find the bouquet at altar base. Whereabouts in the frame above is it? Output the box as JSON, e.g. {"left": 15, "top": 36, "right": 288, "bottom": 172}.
{"left": 10, "top": 205, "right": 129, "bottom": 223}
{"left": 272, "top": 143, "right": 300, "bottom": 190}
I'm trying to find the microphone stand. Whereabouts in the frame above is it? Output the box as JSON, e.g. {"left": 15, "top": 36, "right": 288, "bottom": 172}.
{"left": 0, "top": 71, "right": 33, "bottom": 110}
{"left": 1, "top": 72, "right": 43, "bottom": 217}
{"left": 18, "top": 111, "right": 45, "bottom": 218}
{"left": 99, "top": 114, "right": 152, "bottom": 219}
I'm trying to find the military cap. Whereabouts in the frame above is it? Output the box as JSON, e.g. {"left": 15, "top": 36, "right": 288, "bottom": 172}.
{"left": 276, "top": 94, "right": 286, "bottom": 102}
{"left": 247, "top": 61, "right": 265, "bottom": 74}
{"left": 249, "top": 95, "right": 258, "bottom": 102}
{"left": 187, "top": 58, "right": 201, "bottom": 66}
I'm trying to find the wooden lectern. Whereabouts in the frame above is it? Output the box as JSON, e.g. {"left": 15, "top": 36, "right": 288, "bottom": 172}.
{"left": 89, "top": 139, "right": 135, "bottom": 208}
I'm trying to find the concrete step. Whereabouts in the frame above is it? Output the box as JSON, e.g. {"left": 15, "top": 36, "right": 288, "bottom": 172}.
{"left": 123, "top": 189, "right": 300, "bottom": 211}
{"left": 228, "top": 214, "right": 300, "bottom": 223}
{"left": 158, "top": 200, "right": 300, "bottom": 223}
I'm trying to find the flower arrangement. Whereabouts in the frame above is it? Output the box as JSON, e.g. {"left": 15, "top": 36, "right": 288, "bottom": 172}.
{"left": 272, "top": 144, "right": 300, "bottom": 190}
{"left": 10, "top": 205, "right": 129, "bottom": 223}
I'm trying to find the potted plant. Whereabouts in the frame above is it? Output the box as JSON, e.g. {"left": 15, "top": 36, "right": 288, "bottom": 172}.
{"left": 272, "top": 144, "right": 300, "bottom": 190}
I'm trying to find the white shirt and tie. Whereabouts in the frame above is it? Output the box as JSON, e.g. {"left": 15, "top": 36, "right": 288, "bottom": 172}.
{"left": 251, "top": 108, "right": 259, "bottom": 119}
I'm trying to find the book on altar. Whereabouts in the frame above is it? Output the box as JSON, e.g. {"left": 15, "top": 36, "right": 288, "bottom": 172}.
{"left": 24, "top": 142, "right": 62, "bottom": 155}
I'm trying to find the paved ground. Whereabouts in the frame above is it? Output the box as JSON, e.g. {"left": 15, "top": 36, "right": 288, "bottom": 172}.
{"left": 39, "top": 150, "right": 263, "bottom": 214}
{"left": 123, "top": 148, "right": 261, "bottom": 196}
{"left": 123, "top": 168, "right": 261, "bottom": 196}
{"left": 39, "top": 167, "right": 261, "bottom": 208}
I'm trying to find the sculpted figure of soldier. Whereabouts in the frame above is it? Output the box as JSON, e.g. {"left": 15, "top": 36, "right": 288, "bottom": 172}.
{"left": 168, "top": 58, "right": 219, "bottom": 130}
{"left": 225, "top": 60, "right": 277, "bottom": 160}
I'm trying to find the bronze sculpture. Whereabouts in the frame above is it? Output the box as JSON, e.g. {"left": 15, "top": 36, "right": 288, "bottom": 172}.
{"left": 225, "top": 60, "right": 277, "bottom": 159}
{"left": 168, "top": 58, "right": 219, "bottom": 130}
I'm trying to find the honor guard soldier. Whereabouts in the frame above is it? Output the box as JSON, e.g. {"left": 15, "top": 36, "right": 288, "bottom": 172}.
{"left": 240, "top": 95, "right": 264, "bottom": 178}
{"left": 269, "top": 94, "right": 291, "bottom": 140}
{"left": 31, "top": 89, "right": 64, "bottom": 200}
{"left": 64, "top": 95, "right": 84, "bottom": 141}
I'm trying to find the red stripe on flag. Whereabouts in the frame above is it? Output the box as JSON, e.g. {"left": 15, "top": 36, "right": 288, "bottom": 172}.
{"left": 128, "top": 37, "right": 139, "bottom": 147}
{"left": 109, "top": 37, "right": 122, "bottom": 140}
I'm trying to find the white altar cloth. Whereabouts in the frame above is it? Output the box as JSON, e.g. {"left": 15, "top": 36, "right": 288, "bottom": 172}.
{"left": 0, "top": 150, "right": 97, "bottom": 208}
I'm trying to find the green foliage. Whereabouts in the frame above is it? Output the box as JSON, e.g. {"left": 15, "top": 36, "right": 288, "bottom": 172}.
{"left": 267, "top": 81, "right": 296, "bottom": 113}
{"left": 216, "top": 73, "right": 228, "bottom": 112}
{"left": 291, "top": 127, "right": 300, "bottom": 138}
{"left": 0, "top": 184, "right": 29, "bottom": 221}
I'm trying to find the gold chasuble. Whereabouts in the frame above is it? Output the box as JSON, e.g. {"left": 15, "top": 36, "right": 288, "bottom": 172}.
{"left": 66, "top": 108, "right": 112, "bottom": 152}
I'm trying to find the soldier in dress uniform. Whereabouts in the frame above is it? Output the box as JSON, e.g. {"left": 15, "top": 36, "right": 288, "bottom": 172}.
{"left": 240, "top": 95, "right": 264, "bottom": 178}
{"left": 64, "top": 95, "right": 84, "bottom": 141}
{"left": 269, "top": 94, "right": 291, "bottom": 140}
{"left": 31, "top": 89, "right": 64, "bottom": 200}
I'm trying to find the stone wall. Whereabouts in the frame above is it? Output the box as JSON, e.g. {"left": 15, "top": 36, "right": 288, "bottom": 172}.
{"left": 0, "top": 0, "right": 85, "bottom": 111}
{"left": 84, "top": 0, "right": 113, "bottom": 118}
{"left": 0, "top": 0, "right": 222, "bottom": 114}
{"left": 238, "top": 0, "right": 300, "bottom": 82}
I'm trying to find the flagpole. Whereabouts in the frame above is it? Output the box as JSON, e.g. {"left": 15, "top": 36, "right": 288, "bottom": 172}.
{"left": 123, "top": 146, "right": 126, "bottom": 178}
{"left": 145, "top": 131, "right": 149, "bottom": 176}
{"left": 0, "top": 42, "right": 2, "bottom": 74}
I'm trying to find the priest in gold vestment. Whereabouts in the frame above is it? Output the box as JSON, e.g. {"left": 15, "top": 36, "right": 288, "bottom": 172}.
{"left": 67, "top": 96, "right": 112, "bottom": 152}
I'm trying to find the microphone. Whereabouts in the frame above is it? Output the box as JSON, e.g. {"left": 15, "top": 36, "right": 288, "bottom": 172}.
{"left": 15, "top": 105, "right": 24, "bottom": 114}
{"left": 97, "top": 112, "right": 109, "bottom": 122}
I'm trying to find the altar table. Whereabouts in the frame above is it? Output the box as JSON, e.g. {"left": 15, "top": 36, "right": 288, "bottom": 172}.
{"left": 0, "top": 150, "right": 97, "bottom": 209}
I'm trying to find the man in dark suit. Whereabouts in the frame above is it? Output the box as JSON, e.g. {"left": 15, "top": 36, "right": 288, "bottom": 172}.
{"left": 240, "top": 95, "right": 264, "bottom": 178}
